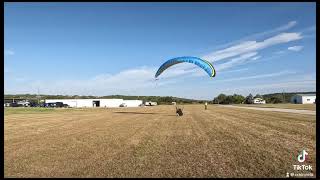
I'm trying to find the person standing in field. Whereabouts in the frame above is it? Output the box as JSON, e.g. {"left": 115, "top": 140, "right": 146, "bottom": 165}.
{"left": 205, "top": 102, "right": 208, "bottom": 110}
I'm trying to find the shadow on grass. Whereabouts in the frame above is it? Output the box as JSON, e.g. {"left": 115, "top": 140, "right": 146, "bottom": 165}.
{"left": 113, "top": 111, "right": 177, "bottom": 116}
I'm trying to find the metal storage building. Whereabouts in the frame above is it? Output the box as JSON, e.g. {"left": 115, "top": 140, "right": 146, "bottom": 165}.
{"left": 123, "top": 100, "right": 143, "bottom": 107}
{"left": 45, "top": 99, "right": 134, "bottom": 108}
{"left": 291, "top": 94, "right": 316, "bottom": 104}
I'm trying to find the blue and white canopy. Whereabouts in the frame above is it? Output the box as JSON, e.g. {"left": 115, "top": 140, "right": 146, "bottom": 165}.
{"left": 155, "top": 56, "right": 216, "bottom": 78}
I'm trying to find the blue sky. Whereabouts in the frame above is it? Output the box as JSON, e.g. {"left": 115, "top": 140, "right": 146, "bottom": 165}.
{"left": 4, "top": 2, "right": 316, "bottom": 100}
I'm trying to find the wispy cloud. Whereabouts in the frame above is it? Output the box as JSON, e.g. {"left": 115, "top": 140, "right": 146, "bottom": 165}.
{"left": 275, "top": 21, "right": 297, "bottom": 31}
{"left": 4, "top": 21, "right": 313, "bottom": 99}
{"left": 274, "top": 50, "right": 286, "bottom": 54}
{"left": 148, "top": 21, "right": 303, "bottom": 79}
{"left": 4, "top": 68, "right": 315, "bottom": 99}
{"left": 4, "top": 49, "right": 15, "bottom": 56}
{"left": 200, "top": 72, "right": 316, "bottom": 97}
{"left": 258, "top": 80, "right": 315, "bottom": 89}
{"left": 214, "top": 70, "right": 296, "bottom": 83}
{"left": 156, "top": 66, "right": 198, "bottom": 79}
{"left": 255, "top": 51, "right": 289, "bottom": 64}
{"left": 157, "top": 21, "right": 302, "bottom": 79}
{"left": 218, "top": 68, "right": 249, "bottom": 74}
{"left": 11, "top": 66, "right": 160, "bottom": 95}
{"left": 300, "top": 25, "right": 316, "bottom": 33}
{"left": 203, "top": 32, "right": 303, "bottom": 62}
{"left": 233, "top": 80, "right": 316, "bottom": 94}
{"left": 251, "top": 56, "right": 261, "bottom": 61}
{"left": 215, "top": 52, "right": 258, "bottom": 71}
{"left": 204, "top": 21, "right": 298, "bottom": 52}
{"left": 217, "top": 79, "right": 316, "bottom": 97}
{"left": 160, "top": 31, "right": 303, "bottom": 79}
{"left": 154, "top": 31, "right": 302, "bottom": 79}
{"left": 299, "top": 25, "right": 316, "bottom": 37}
{"left": 288, "top": 46, "right": 303, "bottom": 51}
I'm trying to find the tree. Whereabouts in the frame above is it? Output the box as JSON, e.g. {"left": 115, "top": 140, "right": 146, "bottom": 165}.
{"left": 245, "top": 94, "right": 254, "bottom": 104}
{"left": 213, "top": 93, "right": 245, "bottom": 104}
{"left": 232, "top": 94, "right": 245, "bottom": 104}
{"left": 225, "top": 95, "right": 234, "bottom": 104}
{"left": 269, "top": 96, "right": 283, "bottom": 104}
{"left": 213, "top": 94, "right": 227, "bottom": 104}
{"left": 254, "top": 94, "right": 263, "bottom": 99}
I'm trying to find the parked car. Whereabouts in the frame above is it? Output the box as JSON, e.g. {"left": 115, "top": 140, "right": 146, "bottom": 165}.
{"left": 11, "top": 102, "right": 23, "bottom": 107}
{"left": 55, "top": 102, "right": 64, "bottom": 107}
{"left": 30, "top": 102, "right": 39, "bottom": 107}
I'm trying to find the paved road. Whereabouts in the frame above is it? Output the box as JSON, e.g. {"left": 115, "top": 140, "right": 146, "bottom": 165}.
{"left": 219, "top": 105, "right": 316, "bottom": 115}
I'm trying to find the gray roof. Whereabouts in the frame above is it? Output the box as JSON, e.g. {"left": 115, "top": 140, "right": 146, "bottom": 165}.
{"left": 296, "top": 94, "right": 316, "bottom": 96}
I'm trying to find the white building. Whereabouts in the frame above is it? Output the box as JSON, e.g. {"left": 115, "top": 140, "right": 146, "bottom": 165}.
{"left": 45, "top": 99, "right": 141, "bottom": 108}
{"left": 253, "top": 98, "right": 266, "bottom": 104}
{"left": 291, "top": 94, "right": 316, "bottom": 104}
{"left": 123, "top": 100, "right": 143, "bottom": 107}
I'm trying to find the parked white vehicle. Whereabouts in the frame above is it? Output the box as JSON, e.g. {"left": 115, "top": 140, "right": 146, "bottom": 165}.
{"left": 253, "top": 98, "right": 266, "bottom": 104}
{"left": 17, "top": 100, "right": 30, "bottom": 107}
{"left": 145, "top": 101, "right": 157, "bottom": 106}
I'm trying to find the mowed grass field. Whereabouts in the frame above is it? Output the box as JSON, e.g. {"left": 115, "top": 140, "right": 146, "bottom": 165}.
{"left": 4, "top": 105, "right": 316, "bottom": 178}
{"left": 234, "top": 103, "right": 316, "bottom": 111}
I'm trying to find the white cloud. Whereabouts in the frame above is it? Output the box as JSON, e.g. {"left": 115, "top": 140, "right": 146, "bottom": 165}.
{"left": 214, "top": 79, "right": 316, "bottom": 97}
{"left": 274, "top": 50, "right": 286, "bottom": 54}
{"left": 288, "top": 46, "right": 303, "bottom": 51}
{"left": 4, "top": 49, "right": 15, "bottom": 56}
{"left": 150, "top": 22, "right": 303, "bottom": 79}
{"left": 219, "top": 68, "right": 249, "bottom": 74}
{"left": 194, "top": 72, "right": 316, "bottom": 98}
{"left": 159, "top": 22, "right": 302, "bottom": 78}
{"left": 232, "top": 80, "right": 316, "bottom": 94}
{"left": 4, "top": 21, "right": 311, "bottom": 98}
{"left": 277, "top": 21, "right": 297, "bottom": 31}
{"left": 204, "top": 21, "right": 298, "bottom": 51}
{"left": 5, "top": 68, "right": 315, "bottom": 100}
{"left": 299, "top": 25, "right": 316, "bottom": 34}
{"left": 7, "top": 66, "right": 164, "bottom": 96}
{"left": 156, "top": 65, "right": 198, "bottom": 79}
{"left": 149, "top": 31, "right": 303, "bottom": 80}
{"left": 213, "top": 70, "right": 296, "bottom": 83}
{"left": 202, "top": 32, "right": 303, "bottom": 62}
{"left": 251, "top": 56, "right": 261, "bottom": 61}
{"left": 215, "top": 52, "right": 258, "bottom": 71}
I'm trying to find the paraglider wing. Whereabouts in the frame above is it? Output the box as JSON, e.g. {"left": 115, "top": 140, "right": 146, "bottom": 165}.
{"left": 155, "top": 56, "right": 216, "bottom": 78}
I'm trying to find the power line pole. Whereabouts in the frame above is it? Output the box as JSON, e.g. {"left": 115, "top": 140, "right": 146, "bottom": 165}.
{"left": 36, "top": 87, "right": 41, "bottom": 106}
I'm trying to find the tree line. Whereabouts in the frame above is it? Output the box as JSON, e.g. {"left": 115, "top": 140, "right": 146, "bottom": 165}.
{"left": 213, "top": 93, "right": 252, "bottom": 104}
{"left": 3, "top": 94, "right": 203, "bottom": 105}
{"left": 4, "top": 91, "right": 315, "bottom": 105}
{"left": 212, "top": 91, "right": 316, "bottom": 104}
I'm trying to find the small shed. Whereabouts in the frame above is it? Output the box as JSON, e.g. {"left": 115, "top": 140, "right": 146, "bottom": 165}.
{"left": 291, "top": 94, "right": 316, "bottom": 104}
